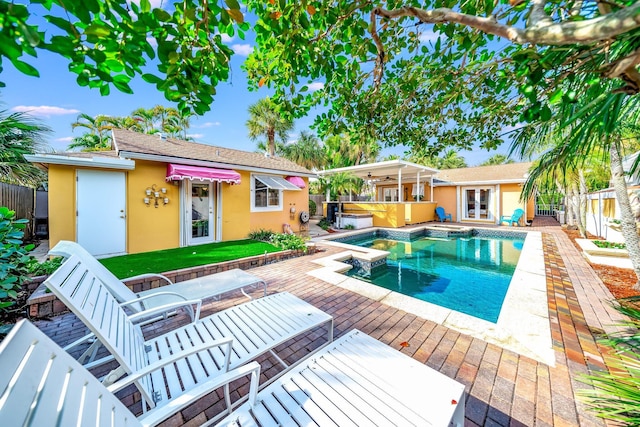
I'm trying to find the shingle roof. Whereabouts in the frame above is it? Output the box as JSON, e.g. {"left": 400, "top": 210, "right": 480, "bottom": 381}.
{"left": 45, "top": 150, "right": 120, "bottom": 159}
{"left": 112, "top": 129, "right": 313, "bottom": 176}
{"left": 434, "top": 162, "right": 533, "bottom": 184}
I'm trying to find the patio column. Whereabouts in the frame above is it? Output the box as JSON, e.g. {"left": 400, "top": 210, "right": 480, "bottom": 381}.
{"left": 430, "top": 175, "right": 434, "bottom": 202}
{"left": 398, "top": 168, "right": 402, "bottom": 202}
{"left": 326, "top": 187, "right": 330, "bottom": 202}
{"left": 416, "top": 172, "right": 421, "bottom": 202}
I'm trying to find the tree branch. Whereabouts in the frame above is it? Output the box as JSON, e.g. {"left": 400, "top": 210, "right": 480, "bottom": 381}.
{"left": 374, "top": 3, "right": 640, "bottom": 46}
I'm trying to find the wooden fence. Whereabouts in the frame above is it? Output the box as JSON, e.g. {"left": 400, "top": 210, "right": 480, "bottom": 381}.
{"left": 0, "top": 182, "right": 34, "bottom": 238}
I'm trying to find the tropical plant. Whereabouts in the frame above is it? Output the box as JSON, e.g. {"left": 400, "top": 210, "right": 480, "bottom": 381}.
{"left": 246, "top": 98, "right": 294, "bottom": 157}
{"left": 0, "top": 109, "right": 50, "bottom": 186}
{"left": 3, "top": 0, "right": 245, "bottom": 115}
{"left": 480, "top": 155, "right": 515, "bottom": 166}
{"left": 245, "top": 1, "right": 640, "bottom": 154}
{"left": 68, "top": 113, "right": 113, "bottom": 151}
{"left": 269, "top": 233, "right": 307, "bottom": 252}
{"left": 317, "top": 217, "right": 331, "bottom": 230}
{"left": 578, "top": 297, "right": 640, "bottom": 424}
{"left": 0, "top": 207, "right": 34, "bottom": 312}
{"left": 248, "top": 228, "right": 275, "bottom": 242}
{"left": 408, "top": 148, "right": 468, "bottom": 170}
{"left": 281, "top": 131, "right": 326, "bottom": 170}
{"left": 308, "top": 199, "right": 317, "bottom": 216}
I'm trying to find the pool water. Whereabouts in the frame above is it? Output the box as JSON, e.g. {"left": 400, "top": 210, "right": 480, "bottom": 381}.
{"left": 345, "top": 236, "right": 524, "bottom": 322}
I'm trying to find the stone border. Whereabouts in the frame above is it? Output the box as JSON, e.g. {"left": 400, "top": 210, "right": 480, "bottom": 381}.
{"left": 575, "top": 238, "right": 632, "bottom": 269}
{"left": 26, "top": 246, "right": 317, "bottom": 318}
{"left": 310, "top": 229, "right": 554, "bottom": 365}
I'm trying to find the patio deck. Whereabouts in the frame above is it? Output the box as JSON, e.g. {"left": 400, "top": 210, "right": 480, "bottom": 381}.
{"left": 30, "top": 217, "right": 627, "bottom": 426}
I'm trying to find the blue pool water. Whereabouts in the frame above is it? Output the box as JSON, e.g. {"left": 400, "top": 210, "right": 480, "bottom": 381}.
{"left": 344, "top": 236, "right": 525, "bottom": 323}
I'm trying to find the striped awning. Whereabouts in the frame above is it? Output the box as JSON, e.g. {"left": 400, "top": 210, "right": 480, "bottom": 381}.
{"left": 166, "top": 163, "right": 241, "bottom": 184}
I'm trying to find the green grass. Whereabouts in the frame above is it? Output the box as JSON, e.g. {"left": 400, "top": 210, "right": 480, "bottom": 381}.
{"left": 100, "top": 239, "right": 282, "bottom": 279}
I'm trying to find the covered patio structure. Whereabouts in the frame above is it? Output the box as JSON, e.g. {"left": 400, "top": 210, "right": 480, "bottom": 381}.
{"left": 317, "top": 160, "right": 440, "bottom": 228}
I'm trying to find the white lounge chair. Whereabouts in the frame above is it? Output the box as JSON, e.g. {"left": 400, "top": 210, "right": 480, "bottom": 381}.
{"left": 0, "top": 319, "right": 262, "bottom": 427}
{"left": 49, "top": 240, "right": 268, "bottom": 323}
{"left": 44, "top": 253, "right": 333, "bottom": 410}
{"left": 216, "top": 329, "right": 466, "bottom": 427}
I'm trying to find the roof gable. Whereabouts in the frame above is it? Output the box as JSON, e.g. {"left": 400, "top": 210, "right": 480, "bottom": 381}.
{"left": 112, "top": 129, "right": 313, "bottom": 176}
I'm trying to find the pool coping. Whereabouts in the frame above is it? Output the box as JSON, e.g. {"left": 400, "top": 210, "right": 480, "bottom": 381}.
{"left": 310, "top": 226, "right": 555, "bottom": 366}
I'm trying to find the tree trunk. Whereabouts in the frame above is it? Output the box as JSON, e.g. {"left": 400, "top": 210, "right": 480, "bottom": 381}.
{"left": 609, "top": 143, "right": 640, "bottom": 290}
{"left": 578, "top": 169, "right": 588, "bottom": 238}
{"left": 267, "top": 128, "right": 275, "bottom": 157}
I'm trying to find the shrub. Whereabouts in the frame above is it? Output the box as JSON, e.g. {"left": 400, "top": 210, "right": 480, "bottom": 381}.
{"left": 344, "top": 224, "right": 355, "bottom": 230}
{"left": 308, "top": 199, "right": 317, "bottom": 216}
{"left": 593, "top": 240, "right": 626, "bottom": 250}
{"left": 0, "top": 207, "right": 35, "bottom": 310}
{"left": 269, "top": 233, "right": 308, "bottom": 252}
{"left": 248, "top": 228, "right": 275, "bottom": 242}
{"left": 27, "top": 256, "right": 63, "bottom": 276}
{"left": 317, "top": 217, "right": 331, "bottom": 230}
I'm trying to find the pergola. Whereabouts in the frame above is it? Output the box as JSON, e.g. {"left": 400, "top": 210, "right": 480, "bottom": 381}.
{"left": 317, "top": 159, "right": 439, "bottom": 202}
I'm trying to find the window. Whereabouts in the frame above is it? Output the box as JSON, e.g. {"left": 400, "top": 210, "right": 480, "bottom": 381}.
{"left": 251, "top": 174, "right": 300, "bottom": 211}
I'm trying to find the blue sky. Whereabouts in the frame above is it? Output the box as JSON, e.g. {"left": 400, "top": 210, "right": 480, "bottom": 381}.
{"left": 1, "top": 8, "right": 509, "bottom": 166}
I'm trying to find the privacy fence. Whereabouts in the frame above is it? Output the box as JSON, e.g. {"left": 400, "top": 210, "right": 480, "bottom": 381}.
{"left": 0, "top": 182, "right": 35, "bottom": 238}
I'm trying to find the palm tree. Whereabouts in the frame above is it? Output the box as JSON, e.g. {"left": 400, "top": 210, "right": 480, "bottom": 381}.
{"left": 246, "top": 98, "right": 293, "bottom": 157}
{"left": 166, "top": 109, "right": 193, "bottom": 140}
{"left": 0, "top": 109, "right": 50, "bottom": 186}
{"left": 281, "top": 131, "right": 326, "bottom": 170}
{"left": 130, "top": 108, "right": 156, "bottom": 133}
{"left": 69, "top": 113, "right": 113, "bottom": 150}
{"left": 480, "top": 154, "right": 515, "bottom": 166}
{"left": 512, "top": 90, "right": 640, "bottom": 290}
{"left": 439, "top": 149, "right": 468, "bottom": 169}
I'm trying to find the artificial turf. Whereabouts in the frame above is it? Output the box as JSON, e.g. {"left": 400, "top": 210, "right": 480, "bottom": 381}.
{"left": 99, "top": 239, "right": 281, "bottom": 279}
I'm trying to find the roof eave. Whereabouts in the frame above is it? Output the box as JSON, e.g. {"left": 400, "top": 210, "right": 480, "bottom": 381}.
{"left": 433, "top": 179, "right": 527, "bottom": 186}
{"left": 119, "top": 151, "right": 317, "bottom": 178}
{"left": 24, "top": 154, "right": 135, "bottom": 170}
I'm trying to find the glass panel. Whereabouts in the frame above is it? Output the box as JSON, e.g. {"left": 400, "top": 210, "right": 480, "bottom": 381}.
{"left": 465, "top": 189, "right": 476, "bottom": 218}
{"left": 191, "top": 183, "right": 209, "bottom": 238}
{"left": 268, "top": 188, "right": 279, "bottom": 206}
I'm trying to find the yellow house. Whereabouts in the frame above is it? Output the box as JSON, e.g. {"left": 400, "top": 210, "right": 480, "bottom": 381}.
{"left": 432, "top": 162, "right": 534, "bottom": 225}
{"left": 26, "top": 129, "right": 314, "bottom": 257}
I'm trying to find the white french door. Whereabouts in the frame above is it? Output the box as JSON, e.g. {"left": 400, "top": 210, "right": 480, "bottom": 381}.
{"left": 186, "top": 181, "right": 217, "bottom": 245}
{"left": 463, "top": 187, "right": 494, "bottom": 220}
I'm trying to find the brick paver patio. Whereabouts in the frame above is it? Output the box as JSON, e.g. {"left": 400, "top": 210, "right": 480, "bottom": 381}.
{"left": 31, "top": 217, "right": 628, "bottom": 426}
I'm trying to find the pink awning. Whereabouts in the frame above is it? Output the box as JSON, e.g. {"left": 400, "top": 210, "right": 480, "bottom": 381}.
{"left": 285, "top": 176, "right": 306, "bottom": 188}
{"left": 166, "top": 163, "right": 241, "bottom": 184}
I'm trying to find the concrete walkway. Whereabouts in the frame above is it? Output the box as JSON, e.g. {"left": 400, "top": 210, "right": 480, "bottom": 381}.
{"left": 31, "top": 218, "right": 629, "bottom": 426}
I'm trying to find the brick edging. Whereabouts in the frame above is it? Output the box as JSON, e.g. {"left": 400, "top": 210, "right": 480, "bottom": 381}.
{"left": 26, "top": 246, "right": 318, "bottom": 318}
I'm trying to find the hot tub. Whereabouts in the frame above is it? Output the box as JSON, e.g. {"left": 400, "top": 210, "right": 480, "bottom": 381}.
{"left": 338, "top": 213, "right": 373, "bottom": 229}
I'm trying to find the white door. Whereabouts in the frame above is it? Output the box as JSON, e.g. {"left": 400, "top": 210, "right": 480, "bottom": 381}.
{"left": 77, "top": 170, "right": 126, "bottom": 257}
{"left": 187, "top": 181, "right": 215, "bottom": 245}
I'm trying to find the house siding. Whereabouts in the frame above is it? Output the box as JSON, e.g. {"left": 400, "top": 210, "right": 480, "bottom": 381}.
{"left": 127, "top": 160, "right": 180, "bottom": 253}
{"left": 48, "top": 165, "right": 76, "bottom": 247}
{"left": 432, "top": 187, "right": 457, "bottom": 220}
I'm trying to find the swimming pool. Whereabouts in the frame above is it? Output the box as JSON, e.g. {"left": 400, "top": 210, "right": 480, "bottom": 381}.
{"left": 344, "top": 235, "right": 525, "bottom": 323}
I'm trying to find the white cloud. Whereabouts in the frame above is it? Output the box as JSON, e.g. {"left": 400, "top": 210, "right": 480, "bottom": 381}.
{"left": 232, "top": 44, "right": 254, "bottom": 56}
{"left": 196, "top": 121, "right": 221, "bottom": 128}
{"left": 55, "top": 136, "right": 74, "bottom": 142}
{"left": 11, "top": 105, "right": 80, "bottom": 118}
{"left": 187, "top": 133, "right": 205, "bottom": 139}
{"left": 419, "top": 30, "right": 440, "bottom": 43}
{"left": 220, "top": 34, "right": 234, "bottom": 43}
{"left": 307, "top": 82, "right": 325, "bottom": 91}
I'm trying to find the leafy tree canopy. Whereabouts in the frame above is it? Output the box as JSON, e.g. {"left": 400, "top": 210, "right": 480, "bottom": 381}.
{"left": 243, "top": 0, "right": 640, "bottom": 155}
{"left": 2, "top": 0, "right": 246, "bottom": 115}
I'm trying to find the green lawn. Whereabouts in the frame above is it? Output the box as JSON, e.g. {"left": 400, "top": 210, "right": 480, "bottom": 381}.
{"left": 100, "top": 239, "right": 281, "bottom": 279}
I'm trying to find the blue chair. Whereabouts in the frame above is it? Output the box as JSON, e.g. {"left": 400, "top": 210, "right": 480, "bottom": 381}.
{"left": 435, "top": 207, "right": 452, "bottom": 222}
{"left": 500, "top": 208, "right": 525, "bottom": 226}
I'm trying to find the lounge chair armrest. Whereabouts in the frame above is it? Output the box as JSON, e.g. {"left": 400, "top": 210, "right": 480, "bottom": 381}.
{"left": 122, "top": 273, "right": 174, "bottom": 285}
{"left": 121, "top": 291, "right": 189, "bottom": 305}
{"left": 106, "top": 337, "right": 236, "bottom": 393}
{"left": 126, "top": 299, "right": 202, "bottom": 323}
{"left": 137, "top": 362, "right": 261, "bottom": 427}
